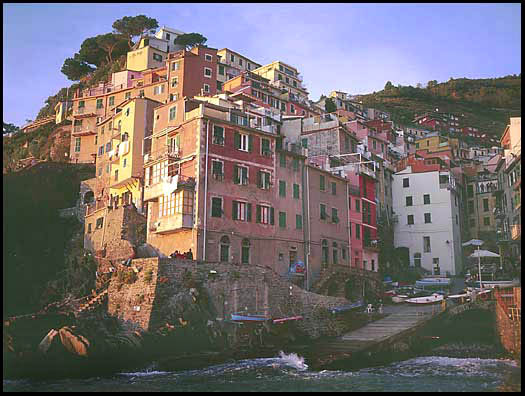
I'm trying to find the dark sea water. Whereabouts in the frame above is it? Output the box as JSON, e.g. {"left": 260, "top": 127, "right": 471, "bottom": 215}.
{"left": 3, "top": 353, "right": 521, "bottom": 392}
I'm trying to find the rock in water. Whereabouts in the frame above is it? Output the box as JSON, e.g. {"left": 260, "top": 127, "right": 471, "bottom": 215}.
{"left": 37, "top": 329, "right": 59, "bottom": 354}
{"left": 58, "top": 327, "right": 90, "bottom": 357}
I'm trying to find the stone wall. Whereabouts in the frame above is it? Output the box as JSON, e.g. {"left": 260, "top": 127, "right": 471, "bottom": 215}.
{"left": 107, "top": 258, "right": 160, "bottom": 331}
{"left": 495, "top": 298, "right": 521, "bottom": 358}
{"left": 107, "top": 257, "right": 354, "bottom": 339}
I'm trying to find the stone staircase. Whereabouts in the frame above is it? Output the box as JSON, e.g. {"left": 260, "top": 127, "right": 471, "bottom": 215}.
{"left": 76, "top": 289, "right": 108, "bottom": 315}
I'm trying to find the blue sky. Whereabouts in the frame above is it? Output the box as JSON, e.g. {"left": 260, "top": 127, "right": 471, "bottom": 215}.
{"left": 3, "top": 3, "right": 521, "bottom": 127}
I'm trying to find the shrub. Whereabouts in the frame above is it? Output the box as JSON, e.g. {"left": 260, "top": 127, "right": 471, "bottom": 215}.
{"left": 144, "top": 269, "right": 153, "bottom": 283}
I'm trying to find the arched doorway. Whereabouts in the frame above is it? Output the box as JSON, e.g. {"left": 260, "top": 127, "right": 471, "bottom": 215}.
{"left": 220, "top": 236, "right": 230, "bottom": 262}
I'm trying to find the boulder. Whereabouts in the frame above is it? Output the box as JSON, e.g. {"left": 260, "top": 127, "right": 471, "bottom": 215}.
{"left": 37, "top": 329, "right": 59, "bottom": 354}
{"left": 58, "top": 327, "right": 90, "bottom": 357}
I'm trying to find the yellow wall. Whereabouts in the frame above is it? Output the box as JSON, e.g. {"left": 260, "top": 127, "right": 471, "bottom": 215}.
{"left": 127, "top": 46, "right": 166, "bottom": 72}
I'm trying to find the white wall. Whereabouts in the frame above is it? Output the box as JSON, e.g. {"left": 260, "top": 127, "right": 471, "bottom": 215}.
{"left": 392, "top": 168, "right": 463, "bottom": 276}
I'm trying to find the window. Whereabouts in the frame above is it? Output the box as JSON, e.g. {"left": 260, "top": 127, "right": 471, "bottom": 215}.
{"left": 238, "top": 58, "right": 243, "bottom": 66}
{"left": 218, "top": 65, "right": 225, "bottom": 75}
{"left": 403, "top": 177, "right": 409, "bottom": 188}
{"left": 96, "top": 217, "right": 104, "bottom": 229}
{"left": 332, "top": 242, "right": 338, "bottom": 265}
{"left": 125, "top": 92, "right": 131, "bottom": 100}
{"left": 74, "top": 137, "right": 81, "bottom": 152}
{"left": 261, "top": 138, "right": 271, "bottom": 156}
{"left": 220, "top": 236, "right": 230, "bottom": 262}
{"left": 139, "top": 89, "right": 144, "bottom": 98}
{"left": 125, "top": 108, "right": 130, "bottom": 117}
{"left": 275, "top": 209, "right": 287, "bottom": 229}
{"left": 371, "top": 259, "right": 375, "bottom": 271}
{"left": 153, "top": 85, "right": 165, "bottom": 95}
{"left": 293, "top": 157, "right": 299, "bottom": 171}
{"left": 290, "top": 104, "right": 295, "bottom": 114}
{"left": 483, "top": 198, "right": 489, "bottom": 212}
{"left": 234, "top": 132, "right": 252, "bottom": 152}
{"left": 98, "top": 146, "right": 104, "bottom": 156}
{"left": 331, "top": 182, "right": 337, "bottom": 195}
{"left": 123, "top": 158, "right": 127, "bottom": 168}
{"left": 114, "top": 169, "right": 118, "bottom": 182}
{"left": 169, "top": 106, "right": 177, "bottom": 121}
{"left": 320, "top": 175, "right": 325, "bottom": 191}
{"left": 355, "top": 199, "right": 360, "bottom": 212}
{"left": 424, "top": 194, "right": 430, "bottom": 204}
{"left": 212, "top": 160, "right": 224, "bottom": 180}
{"left": 279, "top": 180, "right": 286, "bottom": 197}
{"left": 172, "top": 61, "right": 180, "bottom": 71}
{"left": 406, "top": 196, "right": 413, "bottom": 206}
{"left": 373, "top": 140, "right": 377, "bottom": 150}
{"left": 322, "top": 240, "right": 329, "bottom": 265}
{"left": 423, "top": 236, "right": 431, "bottom": 253}
{"left": 296, "top": 214, "right": 302, "bottom": 229}
{"left": 280, "top": 153, "right": 286, "bottom": 167}
{"left": 414, "top": 253, "right": 421, "bottom": 268}
{"left": 331, "top": 208, "right": 339, "bottom": 224}
{"left": 232, "top": 201, "right": 251, "bottom": 222}
{"left": 204, "top": 67, "right": 212, "bottom": 77}
{"left": 456, "top": 215, "right": 458, "bottom": 225}
{"left": 256, "top": 205, "right": 272, "bottom": 224}
{"left": 467, "top": 184, "right": 474, "bottom": 198}
{"left": 483, "top": 217, "right": 490, "bottom": 226}
{"left": 342, "top": 247, "right": 347, "bottom": 260}
{"left": 234, "top": 165, "right": 249, "bottom": 185}
{"left": 320, "top": 204, "right": 327, "bottom": 220}
{"left": 258, "top": 171, "right": 271, "bottom": 189}
{"left": 106, "top": 164, "right": 110, "bottom": 174}
{"left": 468, "top": 201, "right": 474, "bottom": 214}
{"left": 106, "top": 141, "right": 112, "bottom": 153}
{"left": 217, "top": 81, "right": 223, "bottom": 91}
{"left": 171, "top": 77, "right": 178, "bottom": 88}
{"left": 165, "top": 33, "right": 171, "bottom": 40}
{"left": 205, "top": 54, "right": 213, "bottom": 62}
{"left": 407, "top": 214, "right": 414, "bottom": 225}
{"left": 241, "top": 239, "right": 250, "bottom": 264}
{"left": 355, "top": 224, "right": 361, "bottom": 240}
{"left": 433, "top": 258, "right": 440, "bottom": 275}
{"left": 153, "top": 53, "right": 163, "bottom": 62}
{"left": 212, "top": 125, "right": 225, "bottom": 145}
{"left": 424, "top": 213, "right": 431, "bottom": 223}
{"left": 78, "top": 100, "right": 85, "bottom": 108}
{"left": 96, "top": 98, "right": 103, "bottom": 109}
{"left": 281, "top": 102, "right": 286, "bottom": 111}
{"left": 230, "top": 54, "right": 235, "bottom": 62}
{"left": 94, "top": 135, "right": 98, "bottom": 145}
{"left": 87, "top": 223, "right": 92, "bottom": 234}
{"left": 302, "top": 138, "right": 308, "bottom": 148}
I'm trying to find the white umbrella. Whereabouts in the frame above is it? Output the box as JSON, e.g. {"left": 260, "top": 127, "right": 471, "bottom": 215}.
{"left": 469, "top": 249, "right": 500, "bottom": 258}
{"left": 462, "top": 239, "right": 484, "bottom": 247}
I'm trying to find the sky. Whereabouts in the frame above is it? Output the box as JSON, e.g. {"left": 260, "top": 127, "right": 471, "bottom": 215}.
{"left": 3, "top": 3, "right": 521, "bottom": 127}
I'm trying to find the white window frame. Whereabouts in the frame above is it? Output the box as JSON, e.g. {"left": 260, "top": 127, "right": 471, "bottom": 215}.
{"left": 260, "top": 204, "right": 270, "bottom": 224}
{"left": 154, "top": 84, "right": 165, "bottom": 95}
{"left": 211, "top": 159, "right": 224, "bottom": 180}
{"left": 237, "top": 201, "right": 247, "bottom": 221}
{"left": 171, "top": 76, "right": 178, "bottom": 88}
{"left": 204, "top": 67, "right": 213, "bottom": 78}
{"left": 239, "top": 133, "right": 249, "bottom": 152}
{"left": 237, "top": 164, "right": 249, "bottom": 185}
{"left": 203, "top": 83, "right": 210, "bottom": 93}
{"left": 260, "top": 170, "right": 271, "bottom": 189}
{"left": 169, "top": 106, "right": 177, "bottom": 121}
{"left": 205, "top": 54, "right": 213, "bottom": 62}
{"left": 172, "top": 61, "right": 180, "bottom": 71}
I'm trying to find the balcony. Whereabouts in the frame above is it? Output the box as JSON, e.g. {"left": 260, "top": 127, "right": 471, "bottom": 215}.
{"left": 363, "top": 239, "right": 380, "bottom": 252}
{"left": 72, "top": 127, "right": 96, "bottom": 137}
{"left": 151, "top": 213, "right": 194, "bottom": 234}
{"left": 511, "top": 224, "right": 521, "bottom": 240}
{"left": 143, "top": 175, "right": 195, "bottom": 202}
{"left": 348, "top": 184, "right": 361, "bottom": 196}
{"left": 73, "top": 107, "right": 98, "bottom": 118}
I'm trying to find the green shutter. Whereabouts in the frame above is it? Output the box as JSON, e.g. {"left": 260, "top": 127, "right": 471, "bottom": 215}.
{"left": 293, "top": 184, "right": 299, "bottom": 199}
{"left": 248, "top": 135, "right": 253, "bottom": 152}
{"left": 175, "top": 135, "right": 180, "bottom": 149}
{"left": 233, "top": 165, "right": 239, "bottom": 184}
{"left": 279, "top": 212, "right": 286, "bottom": 228}
{"left": 247, "top": 203, "right": 252, "bottom": 222}
{"left": 256, "top": 205, "right": 261, "bottom": 223}
{"left": 257, "top": 171, "right": 262, "bottom": 188}
{"left": 232, "top": 201, "right": 238, "bottom": 220}
{"left": 296, "top": 215, "right": 302, "bottom": 229}
{"left": 320, "top": 175, "right": 325, "bottom": 190}
{"left": 332, "top": 182, "right": 336, "bottom": 195}
{"left": 301, "top": 138, "right": 308, "bottom": 148}
{"left": 280, "top": 153, "right": 286, "bottom": 167}
{"left": 234, "top": 132, "right": 240, "bottom": 149}
{"left": 293, "top": 158, "right": 299, "bottom": 171}
{"left": 242, "top": 167, "right": 248, "bottom": 184}
{"left": 265, "top": 172, "right": 271, "bottom": 187}
{"left": 270, "top": 207, "right": 274, "bottom": 225}
{"left": 279, "top": 180, "right": 286, "bottom": 197}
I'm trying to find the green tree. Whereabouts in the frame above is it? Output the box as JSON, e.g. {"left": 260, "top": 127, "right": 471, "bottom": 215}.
{"left": 174, "top": 33, "right": 208, "bottom": 50}
{"left": 3, "top": 122, "right": 20, "bottom": 135}
{"left": 112, "top": 15, "right": 159, "bottom": 49}
{"left": 96, "top": 33, "right": 128, "bottom": 64}
{"left": 384, "top": 81, "right": 394, "bottom": 91}
{"left": 324, "top": 97, "right": 337, "bottom": 113}
{"left": 78, "top": 37, "right": 107, "bottom": 67}
{"left": 61, "top": 55, "right": 95, "bottom": 81}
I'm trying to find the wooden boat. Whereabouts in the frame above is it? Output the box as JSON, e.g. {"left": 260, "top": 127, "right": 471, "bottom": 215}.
{"left": 405, "top": 293, "right": 444, "bottom": 304}
{"left": 231, "top": 313, "right": 269, "bottom": 322}
{"left": 330, "top": 300, "right": 364, "bottom": 314}
{"left": 272, "top": 315, "right": 303, "bottom": 324}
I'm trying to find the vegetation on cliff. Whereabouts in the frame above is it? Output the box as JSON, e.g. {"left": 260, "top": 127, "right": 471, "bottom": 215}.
{"left": 357, "top": 75, "right": 521, "bottom": 135}
{"left": 3, "top": 162, "right": 95, "bottom": 316}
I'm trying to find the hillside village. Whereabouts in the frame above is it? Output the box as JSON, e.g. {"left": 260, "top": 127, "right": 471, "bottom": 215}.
{"left": 4, "top": 22, "right": 521, "bottom": 289}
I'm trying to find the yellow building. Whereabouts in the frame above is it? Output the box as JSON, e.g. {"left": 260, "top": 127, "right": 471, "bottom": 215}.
{"left": 251, "top": 61, "right": 308, "bottom": 101}
{"left": 127, "top": 42, "right": 167, "bottom": 72}
{"left": 103, "top": 97, "right": 162, "bottom": 210}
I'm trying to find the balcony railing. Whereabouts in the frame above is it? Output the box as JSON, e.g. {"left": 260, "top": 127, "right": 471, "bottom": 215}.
{"left": 74, "top": 107, "right": 98, "bottom": 116}
{"left": 151, "top": 213, "right": 194, "bottom": 234}
{"left": 143, "top": 175, "right": 195, "bottom": 202}
{"left": 85, "top": 200, "right": 108, "bottom": 216}
{"left": 511, "top": 224, "right": 521, "bottom": 240}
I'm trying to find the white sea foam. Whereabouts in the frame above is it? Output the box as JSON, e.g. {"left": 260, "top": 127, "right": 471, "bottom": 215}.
{"left": 277, "top": 351, "right": 309, "bottom": 371}
{"left": 118, "top": 370, "right": 171, "bottom": 377}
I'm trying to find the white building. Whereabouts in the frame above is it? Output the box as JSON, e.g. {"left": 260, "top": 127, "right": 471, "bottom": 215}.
{"left": 392, "top": 165, "right": 463, "bottom": 276}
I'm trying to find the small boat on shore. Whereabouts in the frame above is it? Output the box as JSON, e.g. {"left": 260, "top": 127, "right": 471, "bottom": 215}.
{"left": 272, "top": 315, "right": 303, "bottom": 324}
{"left": 231, "top": 313, "right": 269, "bottom": 322}
{"left": 330, "top": 300, "right": 364, "bottom": 314}
{"left": 405, "top": 293, "right": 444, "bottom": 304}
{"left": 416, "top": 278, "right": 451, "bottom": 287}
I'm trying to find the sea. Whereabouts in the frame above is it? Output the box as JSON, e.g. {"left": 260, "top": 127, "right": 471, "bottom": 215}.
{"left": 3, "top": 352, "right": 521, "bottom": 392}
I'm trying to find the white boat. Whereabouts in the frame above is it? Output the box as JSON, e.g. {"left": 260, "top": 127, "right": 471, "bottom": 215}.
{"left": 392, "top": 295, "right": 409, "bottom": 303}
{"left": 405, "top": 293, "right": 444, "bottom": 304}
{"left": 416, "top": 278, "right": 451, "bottom": 287}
